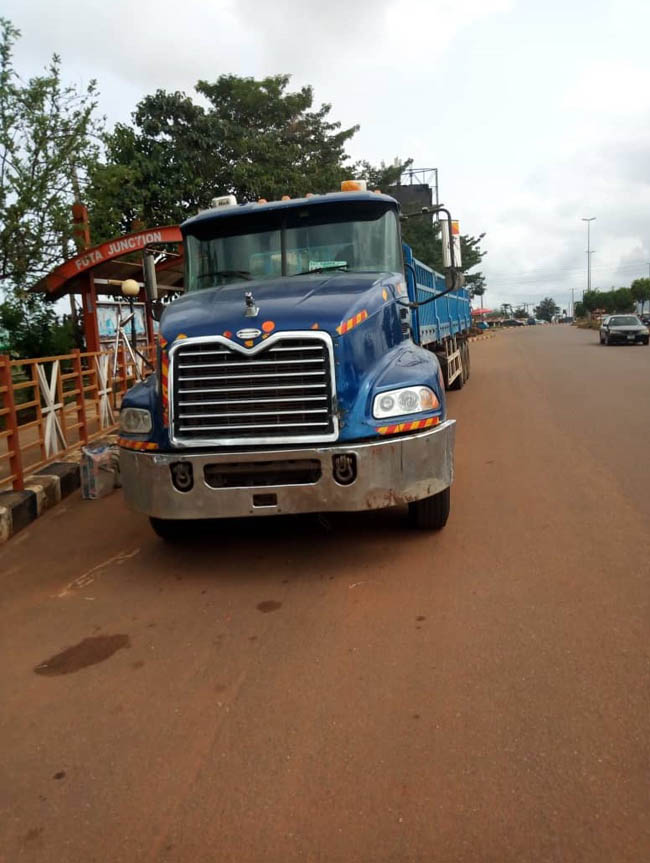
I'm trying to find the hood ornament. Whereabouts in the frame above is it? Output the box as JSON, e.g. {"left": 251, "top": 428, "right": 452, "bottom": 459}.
{"left": 244, "top": 291, "right": 259, "bottom": 318}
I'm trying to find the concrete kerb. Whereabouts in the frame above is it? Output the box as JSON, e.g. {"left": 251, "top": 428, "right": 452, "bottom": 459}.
{"left": 468, "top": 332, "right": 497, "bottom": 343}
{"left": 0, "top": 435, "right": 117, "bottom": 544}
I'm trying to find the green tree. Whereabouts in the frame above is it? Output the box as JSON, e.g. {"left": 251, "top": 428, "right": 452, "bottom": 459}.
{"left": 630, "top": 277, "right": 650, "bottom": 314}
{"left": 582, "top": 289, "right": 602, "bottom": 314}
{"left": 0, "top": 18, "right": 102, "bottom": 290}
{"left": 0, "top": 18, "right": 100, "bottom": 357}
{"left": 352, "top": 158, "right": 410, "bottom": 192}
{"left": 513, "top": 307, "right": 528, "bottom": 319}
{"left": 400, "top": 216, "right": 487, "bottom": 296}
{"left": 574, "top": 300, "right": 585, "bottom": 318}
{"left": 534, "top": 297, "right": 560, "bottom": 321}
{"left": 612, "top": 287, "right": 635, "bottom": 312}
{"left": 0, "top": 295, "right": 79, "bottom": 357}
{"left": 88, "top": 75, "right": 360, "bottom": 239}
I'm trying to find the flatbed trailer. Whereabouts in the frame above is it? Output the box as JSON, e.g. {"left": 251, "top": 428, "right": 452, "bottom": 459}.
{"left": 404, "top": 244, "right": 472, "bottom": 389}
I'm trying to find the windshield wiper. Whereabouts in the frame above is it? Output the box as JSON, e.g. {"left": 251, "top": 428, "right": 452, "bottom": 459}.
{"left": 291, "top": 264, "right": 349, "bottom": 276}
{"left": 208, "top": 269, "right": 253, "bottom": 281}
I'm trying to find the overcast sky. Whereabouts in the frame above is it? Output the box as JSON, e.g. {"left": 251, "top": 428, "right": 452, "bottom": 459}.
{"left": 6, "top": 0, "right": 650, "bottom": 311}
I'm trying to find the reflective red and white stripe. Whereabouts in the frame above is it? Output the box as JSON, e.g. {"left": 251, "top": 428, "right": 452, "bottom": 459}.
{"left": 376, "top": 416, "right": 440, "bottom": 436}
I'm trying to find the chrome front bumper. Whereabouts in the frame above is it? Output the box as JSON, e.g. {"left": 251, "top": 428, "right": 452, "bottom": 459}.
{"left": 120, "top": 420, "right": 455, "bottom": 520}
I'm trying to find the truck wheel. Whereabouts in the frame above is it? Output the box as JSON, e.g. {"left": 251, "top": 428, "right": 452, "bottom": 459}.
{"left": 408, "top": 486, "right": 450, "bottom": 530}
{"left": 150, "top": 517, "right": 186, "bottom": 542}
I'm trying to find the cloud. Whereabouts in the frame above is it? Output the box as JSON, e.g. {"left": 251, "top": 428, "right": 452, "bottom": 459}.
{"left": 5, "top": 0, "right": 650, "bottom": 310}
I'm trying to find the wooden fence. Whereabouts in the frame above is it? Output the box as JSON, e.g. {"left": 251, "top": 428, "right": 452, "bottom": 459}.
{"left": 0, "top": 344, "right": 156, "bottom": 491}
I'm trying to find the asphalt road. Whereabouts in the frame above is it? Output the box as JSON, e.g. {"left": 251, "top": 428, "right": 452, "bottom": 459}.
{"left": 1, "top": 324, "right": 649, "bottom": 863}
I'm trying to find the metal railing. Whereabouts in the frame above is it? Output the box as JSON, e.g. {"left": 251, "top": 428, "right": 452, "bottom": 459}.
{"left": 0, "top": 344, "right": 156, "bottom": 491}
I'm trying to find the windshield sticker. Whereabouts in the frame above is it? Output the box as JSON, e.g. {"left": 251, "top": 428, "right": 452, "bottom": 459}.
{"left": 309, "top": 260, "right": 347, "bottom": 271}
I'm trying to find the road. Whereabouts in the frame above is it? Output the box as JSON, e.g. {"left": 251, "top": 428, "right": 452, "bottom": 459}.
{"left": 1, "top": 324, "right": 649, "bottom": 863}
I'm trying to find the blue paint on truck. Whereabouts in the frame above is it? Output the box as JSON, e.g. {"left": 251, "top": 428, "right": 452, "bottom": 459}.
{"left": 119, "top": 189, "right": 470, "bottom": 535}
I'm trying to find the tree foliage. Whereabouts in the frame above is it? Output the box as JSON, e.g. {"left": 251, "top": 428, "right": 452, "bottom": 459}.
{"left": 0, "top": 18, "right": 102, "bottom": 290}
{"left": 400, "top": 216, "right": 487, "bottom": 297}
{"left": 88, "top": 75, "right": 361, "bottom": 239}
{"left": 0, "top": 294, "right": 80, "bottom": 357}
{"left": 630, "top": 277, "right": 650, "bottom": 313}
{"left": 582, "top": 287, "right": 636, "bottom": 315}
{"left": 534, "top": 297, "right": 560, "bottom": 321}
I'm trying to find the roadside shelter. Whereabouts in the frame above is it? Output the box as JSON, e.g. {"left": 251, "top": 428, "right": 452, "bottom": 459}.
{"left": 30, "top": 225, "right": 184, "bottom": 352}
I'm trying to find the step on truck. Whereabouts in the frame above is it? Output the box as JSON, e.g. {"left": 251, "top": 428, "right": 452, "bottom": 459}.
{"left": 118, "top": 181, "right": 472, "bottom": 539}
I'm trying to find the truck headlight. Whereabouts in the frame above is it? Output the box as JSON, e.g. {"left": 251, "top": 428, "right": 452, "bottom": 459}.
{"left": 120, "top": 408, "right": 152, "bottom": 434}
{"left": 373, "top": 386, "right": 439, "bottom": 419}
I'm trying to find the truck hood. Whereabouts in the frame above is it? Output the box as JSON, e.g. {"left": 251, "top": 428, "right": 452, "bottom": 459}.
{"left": 160, "top": 272, "right": 399, "bottom": 344}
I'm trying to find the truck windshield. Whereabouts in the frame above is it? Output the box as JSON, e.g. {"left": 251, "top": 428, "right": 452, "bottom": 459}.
{"left": 184, "top": 201, "right": 402, "bottom": 290}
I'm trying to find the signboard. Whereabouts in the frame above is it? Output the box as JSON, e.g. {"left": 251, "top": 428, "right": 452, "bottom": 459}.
{"left": 441, "top": 219, "right": 462, "bottom": 269}
{"left": 97, "top": 302, "right": 147, "bottom": 342}
{"left": 42, "top": 225, "right": 182, "bottom": 295}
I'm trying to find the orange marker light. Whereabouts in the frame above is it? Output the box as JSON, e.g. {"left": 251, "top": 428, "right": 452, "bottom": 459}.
{"left": 258, "top": 198, "right": 267, "bottom": 204}
{"left": 311, "top": 323, "right": 319, "bottom": 329}
{"left": 262, "top": 320, "right": 275, "bottom": 333}
{"left": 341, "top": 179, "right": 368, "bottom": 192}
{"left": 281, "top": 195, "right": 291, "bottom": 201}
{"left": 245, "top": 340, "right": 254, "bottom": 348}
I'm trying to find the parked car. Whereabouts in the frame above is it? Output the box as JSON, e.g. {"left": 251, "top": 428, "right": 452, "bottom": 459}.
{"left": 600, "top": 314, "right": 650, "bottom": 345}
{"left": 526, "top": 317, "right": 536, "bottom": 325}
{"left": 475, "top": 320, "right": 490, "bottom": 331}
{"left": 503, "top": 318, "right": 525, "bottom": 327}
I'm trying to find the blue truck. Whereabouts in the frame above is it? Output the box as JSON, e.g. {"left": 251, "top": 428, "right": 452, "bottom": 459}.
{"left": 118, "top": 182, "right": 471, "bottom": 539}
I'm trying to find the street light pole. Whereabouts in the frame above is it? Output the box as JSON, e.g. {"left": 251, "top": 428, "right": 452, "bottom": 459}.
{"left": 582, "top": 217, "right": 596, "bottom": 295}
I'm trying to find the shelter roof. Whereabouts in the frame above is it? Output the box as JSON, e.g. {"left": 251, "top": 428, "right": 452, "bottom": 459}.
{"left": 30, "top": 226, "right": 183, "bottom": 300}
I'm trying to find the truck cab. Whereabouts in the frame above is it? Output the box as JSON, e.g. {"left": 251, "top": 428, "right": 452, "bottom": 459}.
{"left": 119, "top": 186, "right": 457, "bottom": 538}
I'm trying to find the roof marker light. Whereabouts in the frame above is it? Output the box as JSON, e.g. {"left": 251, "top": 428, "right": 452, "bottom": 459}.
{"left": 211, "top": 195, "right": 237, "bottom": 208}
{"left": 281, "top": 195, "right": 291, "bottom": 201}
{"left": 258, "top": 198, "right": 267, "bottom": 204}
{"left": 341, "top": 179, "right": 367, "bottom": 192}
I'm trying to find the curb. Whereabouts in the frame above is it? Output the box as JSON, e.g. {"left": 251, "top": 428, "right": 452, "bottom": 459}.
{"left": 0, "top": 461, "right": 81, "bottom": 544}
{"left": 0, "top": 433, "right": 119, "bottom": 544}
{"left": 468, "top": 333, "right": 497, "bottom": 343}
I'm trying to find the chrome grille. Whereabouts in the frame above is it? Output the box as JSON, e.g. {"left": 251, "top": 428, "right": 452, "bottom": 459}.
{"left": 171, "top": 335, "right": 336, "bottom": 444}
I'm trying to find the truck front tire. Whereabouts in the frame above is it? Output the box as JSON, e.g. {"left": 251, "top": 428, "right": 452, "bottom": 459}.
{"left": 150, "top": 517, "right": 187, "bottom": 542}
{"left": 408, "top": 486, "right": 451, "bottom": 530}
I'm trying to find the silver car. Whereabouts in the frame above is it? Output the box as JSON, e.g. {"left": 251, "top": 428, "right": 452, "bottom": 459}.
{"left": 600, "top": 315, "right": 649, "bottom": 346}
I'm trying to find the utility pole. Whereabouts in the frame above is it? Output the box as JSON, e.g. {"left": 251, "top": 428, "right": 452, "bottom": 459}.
{"left": 571, "top": 288, "right": 575, "bottom": 317}
{"left": 582, "top": 217, "right": 596, "bottom": 295}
